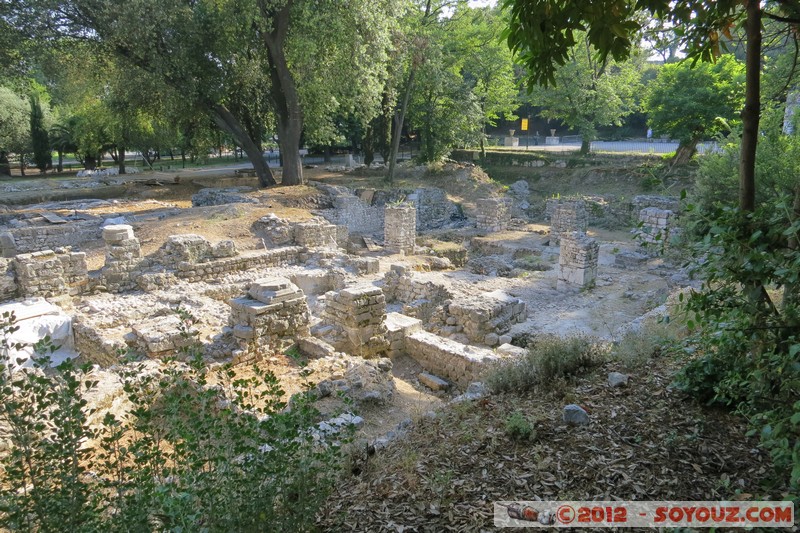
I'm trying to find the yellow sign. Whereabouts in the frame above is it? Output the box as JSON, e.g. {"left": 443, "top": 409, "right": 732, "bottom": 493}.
{"left": 520, "top": 118, "right": 529, "bottom": 131}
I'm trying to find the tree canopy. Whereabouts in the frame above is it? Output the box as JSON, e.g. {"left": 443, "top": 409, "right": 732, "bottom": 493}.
{"left": 644, "top": 54, "right": 745, "bottom": 163}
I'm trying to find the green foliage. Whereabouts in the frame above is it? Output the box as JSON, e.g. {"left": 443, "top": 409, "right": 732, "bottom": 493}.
{"left": 690, "top": 131, "right": 800, "bottom": 230}
{"left": 527, "top": 31, "right": 644, "bottom": 150}
{"left": 643, "top": 55, "right": 745, "bottom": 150}
{"left": 29, "top": 93, "right": 51, "bottom": 172}
{"left": 0, "top": 86, "right": 30, "bottom": 157}
{"left": 612, "top": 318, "right": 686, "bottom": 370}
{"left": 504, "top": 410, "right": 536, "bottom": 441}
{"left": 675, "top": 200, "right": 800, "bottom": 497}
{"left": 487, "top": 335, "right": 604, "bottom": 392}
{"left": 0, "top": 310, "right": 341, "bottom": 531}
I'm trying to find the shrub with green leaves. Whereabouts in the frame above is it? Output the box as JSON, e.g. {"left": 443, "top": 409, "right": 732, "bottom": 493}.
{"left": 676, "top": 199, "right": 800, "bottom": 498}
{"left": 487, "top": 335, "right": 604, "bottom": 393}
{"left": 0, "top": 309, "right": 342, "bottom": 532}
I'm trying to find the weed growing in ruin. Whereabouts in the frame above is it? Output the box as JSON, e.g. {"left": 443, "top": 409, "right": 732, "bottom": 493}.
{"left": 0, "top": 312, "right": 342, "bottom": 532}
{"left": 504, "top": 411, "right": 536, "bottom": 441}
{"left": 486, "top": 335, "right": 604, "bottom": 393}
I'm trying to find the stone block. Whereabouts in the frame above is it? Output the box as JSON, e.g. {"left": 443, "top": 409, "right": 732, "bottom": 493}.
{"left": 102, "top": 225, "right": 135, "bottom": 243}
{"left": 418, "top": 372, "right": 450, "bottom": 391}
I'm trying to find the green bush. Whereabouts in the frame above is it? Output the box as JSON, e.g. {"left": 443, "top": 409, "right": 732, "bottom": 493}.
{"left": 0, "top": 310, "right": 342, "bottom": 532}
{"left": 487, "top": 335, "right": 604, "bottom": 393}
{"left": 504, "top": 411, "right": 536, "bottom": 441}
{"left": 675, "top": 200, "right": 800, "bottom": 499}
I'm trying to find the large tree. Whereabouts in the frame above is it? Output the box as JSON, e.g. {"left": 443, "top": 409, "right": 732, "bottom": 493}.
{"left": 0, "top": 86, "right": 30, "bottom": 176}
{"left": 530, "top": 31, "right": 642, "bottom": 154}
{"left": 501, "top": 0, "right": 800, "bottom": 212}
{"left": 644, "top": 54, "right": 745, "bottom": 164}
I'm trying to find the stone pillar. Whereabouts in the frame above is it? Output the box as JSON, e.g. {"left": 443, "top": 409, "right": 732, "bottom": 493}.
{"left": 558, "top": 231, "right": 599, "bottom": 291}
{"left": 551, "top": 200, "right": 588, "bottom": 244}
{"left": 230, "top": 277, "right": 310, "bottom": 357}
{"left": 102, "top": 224, "right": 141, "bottom": 293}
{"left": 323, "top": 285, "right": 389, "bottom": 358}
{"left": 636, "top": 207, "right": 674, "bottom": 245}
{"left": 476, "top": 198, "right": 511, "bottom": 232}
{"left": 384, "top": 204, "right": 416, "bottom": 255}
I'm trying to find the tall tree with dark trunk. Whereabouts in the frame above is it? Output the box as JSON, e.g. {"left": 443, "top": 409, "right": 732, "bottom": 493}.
{"left": 29, "top": 94, "right": 50, "bottom": 174}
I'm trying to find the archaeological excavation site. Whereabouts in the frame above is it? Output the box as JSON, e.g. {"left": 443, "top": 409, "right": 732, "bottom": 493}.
{"left": 0, "top": 160, "right": 691, "bottom": 444}
{"left": 2, "top": 156, "right": 793, "bottom": 531}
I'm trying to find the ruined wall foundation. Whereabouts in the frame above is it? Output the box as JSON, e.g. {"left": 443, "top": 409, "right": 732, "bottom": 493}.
{"left": 550, "top": 200, "right": 588, "bottom": 244}
{"left": 230, "top": 278, "right": 310, "bottom": 357}
{"left": 635, "top": 207, "right": 674, "bottom": 245}
{"left": 558, "top": 231, "right": 599, "bottom": 291}
{"left": 384, "top": 204, "right": 417, "bottom": 255}
{"left": 476, "top": 197, "right": 511, "bottom": 233}
{"left": 15, "top": 248, "right": 87, "bottom": 298}
{"left": 322, "top": 285, "right": 389, "bottom": 358}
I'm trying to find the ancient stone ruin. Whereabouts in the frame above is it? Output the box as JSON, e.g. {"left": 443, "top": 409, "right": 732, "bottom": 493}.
{"left": 558, "top": 231, "right": 599, "bottom": 291}
{"left": 384, "top": 204, "right": 417, "bottom": 255}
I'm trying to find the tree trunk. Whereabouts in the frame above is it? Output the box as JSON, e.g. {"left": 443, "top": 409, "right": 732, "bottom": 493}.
{"left": 323, "top": 146, "right": 331, "bottom": 163}
{"left": 580, "top": 138, "right": 591, "bottom": 154}
{"left": 0, "top": 152, "right": 10, "bottom": 176}
{"left": 740, "top": 1, "right": 761, "bottom": 212}
{"left": 57, "top": 150, "right": 63, "bottom": 172}
{"left": 84, "top": 154, "right": 96, "bottom": 170}
{"left": 211, "top": 104, "right": 276, "bottom": 187}
{"left": 387, "top": 68, "right": 416, "bottom": 184}
{"left": 118, "top": 146, "right": 126, "bottom": 174}
{"left": 672, "top": 139, "right": 699, "bottom": 165}
{"left": 363, "top": 125, "right": 375, "bottom": 167}
{"left": 261, "top": 1, "right": 304, "bottom": 186}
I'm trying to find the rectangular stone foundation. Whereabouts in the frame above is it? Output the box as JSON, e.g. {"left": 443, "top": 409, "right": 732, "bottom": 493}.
{"left": 405, "top": 331, "right": 499, "bottom": 387}
{"left": 15, "top": 249, "right": 87, "bottom": 298}
{"left": 558, "top": 231, "right": 599, "bottom": 291}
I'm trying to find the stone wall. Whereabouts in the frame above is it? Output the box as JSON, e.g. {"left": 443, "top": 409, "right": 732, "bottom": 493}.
{"left": 385, "top": 312, "right": 422, "bottom": 359}
{"left": 551, "top": 200, "right": 588, "bottom": 244}
{"left": 476, "top": 197, "right": 511, "bottom": 232}
{"left": 444, "top": 291, "right": 527, "bottom": 345}
{"left": 405, "top": 330, "right": 499, "bottom": 387}
{"left": 558, "top": 231, "right": 599, "bottom": 291}
{"left": 1, "top": 221, "right": 102, "bottom": 256}
{"left": 158, "top": 234, "right": 237, "bottom": 266}
{"left": 0, "top": 259, "right": 17, "bottom": 302}
{"left": 384, "top": 204, "right": 416, "bottom": 255}
{"left": 407, "top": 188, "right": 459, "bottom": 230}
{"left": 173, "top": 248, "right": 301, "bottom": 282}
{"left": 327, "top": 195, "right": 385, "bottom": 235}
{"left": 635, "top": 207, "right": 674, "bottom": 245}
{"left": 73, "top": 320, "right": 126, "bottom": 367}
{"left": 230, "top": 278, "right": 310, "bottom": 355}
{"left": 632, "top": 195, "right": 680, "bottom": 215}
{"left": 382, "top": 265, "right": 452, "bottom": 321}
{"left": 14, "top": 249, "right": 88, "bottom": 298}
{"left": 294, "top": 219, "right": 339, "bottom": 249}
{"left": 322, "top": 285, "right": 389, "bottom": 358}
